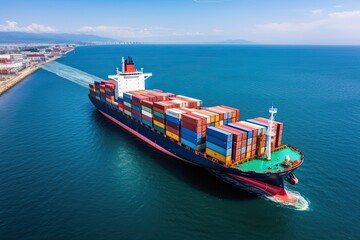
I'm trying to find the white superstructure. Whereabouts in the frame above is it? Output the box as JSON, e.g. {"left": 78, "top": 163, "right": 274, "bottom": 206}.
{"left": 266, "top": 106, "right": 277, "bottom": 160}
{"left": 108, "top": 56, "right": 152, "bottom": 99}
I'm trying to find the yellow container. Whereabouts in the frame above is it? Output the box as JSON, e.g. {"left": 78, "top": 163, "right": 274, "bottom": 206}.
{"left": 153, "top": 120, "right": 165, "bottom": 129}
{"left": 214, "top": 121, "right": 220, "bottom": 127}
{"left": 246, "top": 152, "right": 251, "bottom": 159}
{"left": 166, "top": 130, "right": 179, "bottom": 142}
{"left": 100, "top": 89, "right": 105, "bottom": 93}
{"left": 196, "top": 110, "right": 215, "bottom": 123}
{"left": 206, "top": 148, "right": 232, "bottom": 164}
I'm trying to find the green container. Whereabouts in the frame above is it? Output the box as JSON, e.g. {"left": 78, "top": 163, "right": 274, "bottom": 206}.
{"left": 154, "top": 124, "right": 165, "bottom": 133}
{"left": 153, "top": 111, "right": 165, "bottom": 119}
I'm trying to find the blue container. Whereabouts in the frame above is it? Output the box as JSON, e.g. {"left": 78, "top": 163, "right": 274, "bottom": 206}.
{"left": 95, "top": 81, "right": 100, "bottom": 86}
{"left": 142, "top": 118, "right": 153, "bottom": 127}
{"left": 123, "top": 98, "right": 132, "bottom": 104}
{"left": 123, "top": 92, "right": 132, "bottom": 100}
{"left": 206, "top": 141, "right": 232, "bottom": 156}
{"left": 105, "top": 91, "right": 113, "bottom": 96}
{"left": 227, "top": 123, "right": 253, "bottom": 138}
{"left": 206, "top": 135, "right": 232, "bottom": 149}
{"left": 206, "top": 127, "right": 233, "bottom": 142}
{"left": 153, "top": 111, "right": 165, "bottom": 119}
{"left": 181, "top": 132, "right": 203, "bottom": 144}
{"left": 154, "top": 125, "right": 165, "bottom": 134}
{"left": 133, "top": 114, "right": 141, "bottom": 121}
{"left": 181, "top": 138, "right": 205, "bottom": 151}
{"left": 241, "top": 146, "right": 246, "bottom": 154}
{"left": 210, "top": 122, "right": 215, "bottom": 127}
{"left": 132, "top": 105, "right": 141, "bottom": 112}
{"left": 166, "top": 115, "right": 181, "bottom": 125}
{"left": 181, "top": 127, "right": 201, "bottom": 139}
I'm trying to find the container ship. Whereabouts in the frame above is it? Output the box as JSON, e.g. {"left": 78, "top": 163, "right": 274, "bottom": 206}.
{"left": 88, "top": 57, "right": 304, "bottom": 203}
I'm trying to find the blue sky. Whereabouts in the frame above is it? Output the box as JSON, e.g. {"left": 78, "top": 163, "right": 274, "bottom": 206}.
{"left": 1, "top": 0, "right": 360, "bottom": 44}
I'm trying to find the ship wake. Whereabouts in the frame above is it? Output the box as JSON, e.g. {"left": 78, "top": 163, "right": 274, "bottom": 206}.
{"left": 41, "top": 61, "right": 103, "bottom": 87}
{"left": 264, "top": 189, "right": 310, "bottom": 211}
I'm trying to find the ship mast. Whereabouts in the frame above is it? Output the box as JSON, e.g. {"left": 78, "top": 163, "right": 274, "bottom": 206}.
{"left": 266, "top": 106, "right": 277, "bottom": 160}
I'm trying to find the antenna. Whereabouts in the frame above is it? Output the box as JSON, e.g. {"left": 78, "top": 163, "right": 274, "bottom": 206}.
{"left": 266, "top": 105, "right": 277, "bottom": 160}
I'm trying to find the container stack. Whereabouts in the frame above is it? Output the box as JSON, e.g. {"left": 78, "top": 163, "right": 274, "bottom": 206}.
{"left": 205, "top": 126, "right": 233, "bottom": 166}
{"left": 165, "top": 108, "right": 187, "bottom": 141}
{"left": 246, "top": 117, "right": 284, "bottom": 148}
{"left": 131, "top": 94, "right": 149, "bottom": 121}
{"left": 123, "top": 92, "right": 133, "bottom": 117}
{"left": 180, "top": 113, "right": 207, "bottom": 151}
{"left": 217, "top": 125, "right": 248, "bottom": 162}
{"left": 94, "top": 82, "right": 101, "bottom": 100}
{"left": 203, "top": 106, "right": 240, "bottom": 126}
{"left": 153, "top": 101, "right": 180, "bottom": 134}
{"left": 141, "top": 100, "right": 153, "bottom": 127}
{"left": 253, "top": 117, "right": 283, "bottom": 148}
{"left": 89, "top": 84, "right": 96, "bottom": 97}
{"left": 227, "top": 122, "right": 254, "bottom": 159}
{"left": 170, "top": 95, "right": 203, "bottom": 109}
{"left": 240, "top": 121, "right": 266, "bottom": 156}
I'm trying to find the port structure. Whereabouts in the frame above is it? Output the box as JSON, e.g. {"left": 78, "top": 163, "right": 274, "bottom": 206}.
{"left": 266, "top": 106, "right": 277, "bottom": 160}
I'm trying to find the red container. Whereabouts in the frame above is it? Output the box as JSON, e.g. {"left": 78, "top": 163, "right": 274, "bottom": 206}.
{"left": 131, "top": 109, "right": 141, "bottom": 117}
{"left": 124, "top": 105, "right": 131, "bottom": 112}
{"left": 166, "top": 120, "right": 180, "bottom": 130}
{"left": 142, "top": 115, "right": 152, "bottom": 123}
{"left": 181, "top": 113, "right": 202, "bottom": 126}
{"left": 166, "top": 125, "right": 180, "bottom": 136}
{"left": 142, "top": 100, "right": 153, "bottom": 108}
{"left": 181, "top": 121, "right": 202, "bottom": 132}
{"left": 153, "top": 115, "right": 165, "bottom": 124}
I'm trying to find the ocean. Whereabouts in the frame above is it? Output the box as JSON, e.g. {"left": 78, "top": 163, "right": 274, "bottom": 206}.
{"left": 0, "top": 45, "right": 359, "bottom": 240}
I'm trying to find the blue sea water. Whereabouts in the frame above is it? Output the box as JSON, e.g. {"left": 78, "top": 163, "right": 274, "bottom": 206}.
{"left": 0, "top": 45, "right": 359, "bottom": 240}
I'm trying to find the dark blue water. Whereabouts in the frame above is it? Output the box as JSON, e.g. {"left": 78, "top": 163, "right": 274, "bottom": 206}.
{"left": 1, "top": 45, "right": 359, "bottom": 240}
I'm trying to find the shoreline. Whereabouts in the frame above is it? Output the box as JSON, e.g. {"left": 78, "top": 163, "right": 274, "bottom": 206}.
{"left": 0, "top": 48, "right": 74, "bottom": 95}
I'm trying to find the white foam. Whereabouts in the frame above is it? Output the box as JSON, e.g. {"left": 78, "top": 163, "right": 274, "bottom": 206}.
{"left": 42, "top": 61, "right": 103, "bottom": 88}
{"left": 264, "top": 189, "right": 310, "bottom": 211}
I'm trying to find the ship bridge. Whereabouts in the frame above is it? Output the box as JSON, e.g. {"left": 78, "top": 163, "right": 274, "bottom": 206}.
{"left": 108, "top": 56, "right": 152, "bottom": 99}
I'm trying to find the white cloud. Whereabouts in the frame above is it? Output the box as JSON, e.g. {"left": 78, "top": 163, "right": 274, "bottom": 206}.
{"left": 256, "top": 20, "right": 326, "bottom": 32}
{"left": 0, "top": 20, "right": 55, "bottom": 33}
{"left": 79, "top": 25, "right": 171, "bottom": 38}
{"left": 171, "top": 31, "right": 204, "bottom": 36}
{"left": 311, "top": 9, "right": 323, "bottom": 16}
{"left": 327, "top": 10, "right": 360, "bottom": 19}
{"left": 254, "top": 10, "right": 360, "bottom": 44}
{"left": 212, "top": 28, "right": 224, "bottom": 33}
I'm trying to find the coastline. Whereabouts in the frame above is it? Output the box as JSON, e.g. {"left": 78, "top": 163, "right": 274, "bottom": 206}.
{"left": 0, "top": 48, "right": 74, "bottom": 95}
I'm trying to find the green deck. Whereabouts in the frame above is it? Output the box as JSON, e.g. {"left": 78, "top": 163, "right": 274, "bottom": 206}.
{"left": 235, "top": 146, "right": 302, "bottom": 173}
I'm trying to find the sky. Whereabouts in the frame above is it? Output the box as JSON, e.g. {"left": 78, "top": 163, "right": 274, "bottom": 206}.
{"left": 1, "top": 0, "right": 360, "bottom": 44}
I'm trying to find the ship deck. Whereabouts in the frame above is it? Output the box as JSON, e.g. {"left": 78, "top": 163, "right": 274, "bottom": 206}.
{"left": 235, "top": 146, "right": 302, "bottom": 173}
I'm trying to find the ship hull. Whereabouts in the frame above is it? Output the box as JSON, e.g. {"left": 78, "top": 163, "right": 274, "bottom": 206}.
{"left": 89, "top": 95, "right": 297, "bottom": 201}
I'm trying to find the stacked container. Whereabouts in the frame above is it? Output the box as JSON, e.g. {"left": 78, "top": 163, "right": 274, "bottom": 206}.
{"left": 89, "top": 83, "right": 96, "bottom": 97}
{"left": 180, "top": 113, "right": 206, "bottom": 151}
{"left": 153, "top": 101, "right": 180, "bottom": 134}
{"left": 123, "top": 92, "right": 133, "bottom": 117}
{"left": 205, "top": 127, "right": 233, "bottom": 166}
{"left": 227, "top": 122, "right": 254, "bottom": 159}
{"left": 165, "top": 108, "right": 187, "bottom": 141}
{"left": 246, "top": 117, "right": 284, "bottom": 149}
{"left": 141, "top": 100, "right": 153, "bottom": 127}
{"left": 217, "top": 125, "right": 248, "bottom": 162}
{"left": 253, "top": 117, "right": 283, "bottom": 148}
{"left": 170, "top": 95, "right": 202, "bottom": 109}
{"left": 202, "top": 105, "right": 239, "bottom": 126}
{"left": 240, "top": 121, "right": 266, "bottom": 156}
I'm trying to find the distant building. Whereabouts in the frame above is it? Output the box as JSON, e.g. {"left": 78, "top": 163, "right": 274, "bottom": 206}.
{"left": 0, "top": 54, "right": 24, "bottom": 74}
{"left": 26, "top": 53, "right": 46, "bottom": 62}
